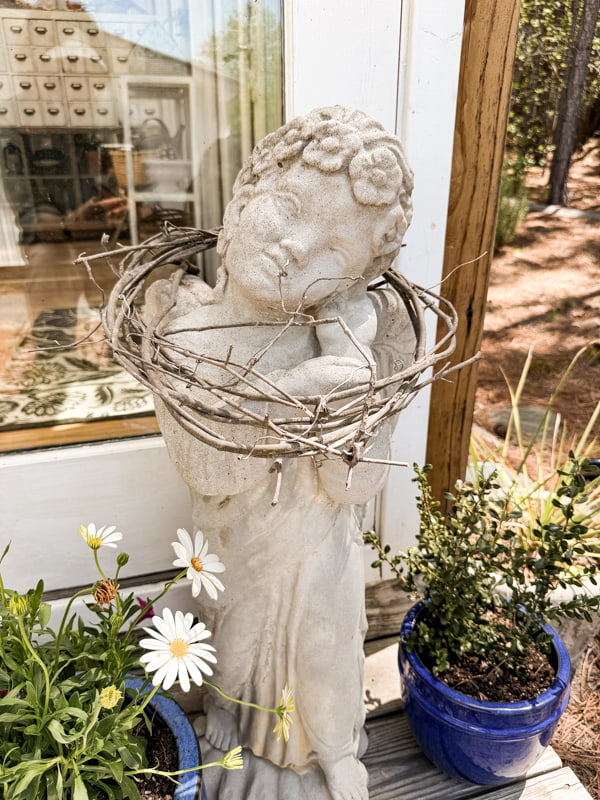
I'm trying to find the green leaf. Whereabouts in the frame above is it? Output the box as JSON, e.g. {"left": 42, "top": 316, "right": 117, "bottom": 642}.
{"left": 0, "top": 541, "right": 11, "bottom": 564}
{"left": 44, "top": 770, "right": 61, "bottom": 800}
{"left": 38, "top": 603, "right": 52, "bottom": 629}
{"left": 47, "top": 719, "right": 80, "bottom": 745}
{"left": 118, "top": 746, "right": 143, "bottom": 770}
{"left": 0, "top": 711, "right": 36, "bottom": 723}
{"left": 95, "top": 780, "right": 117, "bottom": 800}
{"left": 73, "top": 775, "right": 89, "bottom": 800}
{"left": 11, "top": 764, "right": 47, "bottom": 797}
{"left": 106, "top": 759, "right": 124, "bottom": 783}
{"left": 121, "top": 775, "right": 143, "bottom": 800}
{"left": 57, "top": 705, "right": 89, "bottom": 723}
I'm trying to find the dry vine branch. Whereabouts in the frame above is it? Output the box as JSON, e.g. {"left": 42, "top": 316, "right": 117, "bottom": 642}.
{"left": 76, "top": 222, "right": 472, "bottom": 465}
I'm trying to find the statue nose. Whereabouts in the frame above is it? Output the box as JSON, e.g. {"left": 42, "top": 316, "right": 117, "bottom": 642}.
{"left": 280, "top": 238, "right": 307, "bottom": 267}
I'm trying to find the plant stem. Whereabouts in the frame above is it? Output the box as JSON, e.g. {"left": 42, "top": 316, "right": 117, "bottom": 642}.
{"left": 123, "top": 683, "right": 161, "bottom": 721}
{"left": 125, "top": 570, "right": 187, "bottom": 633}
{"left": 204, "top": 680, "right": 277, "bottom": 714}
{"left": 17, "top": 615, "right": 51, "bottom": 718}
{"left": 93, "top": 549, "right": 108, "bottom": 581}
{"left": 53, "top": 588, "right": 94, "bottom": 668}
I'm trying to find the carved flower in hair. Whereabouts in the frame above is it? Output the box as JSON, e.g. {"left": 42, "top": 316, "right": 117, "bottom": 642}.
{"left": 302, "top": 121, "right": 362, "bottom": 173}
{"left": 349, "top": 146, "right": 403, "bottom": 206}
{"left": 251, "top": 122, "right": 313, "bottom": 177}
{"left": 271, "top": 127, "right": 309, "bottom": 166}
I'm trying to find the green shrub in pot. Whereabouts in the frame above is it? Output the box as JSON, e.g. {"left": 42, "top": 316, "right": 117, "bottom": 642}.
{"left": 365, "top": 458, "right": 600, "bottom": 692}
{"left": 470, "top": 347, "right": 600, "bottom": 665}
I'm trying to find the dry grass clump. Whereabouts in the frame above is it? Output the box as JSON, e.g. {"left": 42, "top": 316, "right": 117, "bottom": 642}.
{"left": 553, "top": 634, "right": 600, "bottom": 799}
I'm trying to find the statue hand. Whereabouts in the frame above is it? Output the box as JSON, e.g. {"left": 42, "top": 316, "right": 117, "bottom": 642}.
{"left": 267, "top": 356, "right": 373, "bottom": 403}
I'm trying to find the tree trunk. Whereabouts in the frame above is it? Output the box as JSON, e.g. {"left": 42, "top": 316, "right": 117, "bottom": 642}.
{"left": 549, "top": 0, "right": 600, "bottom": 205}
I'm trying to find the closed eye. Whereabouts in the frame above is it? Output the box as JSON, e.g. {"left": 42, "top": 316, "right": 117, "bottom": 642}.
{"left": 330, "top": 242, "right": 354, "bottom": 265}
{"left": 273, "top": 191, "right": 302, "bottom": 215}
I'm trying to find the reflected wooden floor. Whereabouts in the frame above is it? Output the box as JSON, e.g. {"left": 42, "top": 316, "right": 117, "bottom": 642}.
{"left": 0, "top": 239, "right": 159, "bottom": 452}
{"left": 0, "top": 415, "right": 159, "bottom": 453}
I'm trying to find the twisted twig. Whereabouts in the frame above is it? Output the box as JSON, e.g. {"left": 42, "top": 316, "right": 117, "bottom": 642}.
{"left": 77, "top": 223, "right": 471, "bottom": 462}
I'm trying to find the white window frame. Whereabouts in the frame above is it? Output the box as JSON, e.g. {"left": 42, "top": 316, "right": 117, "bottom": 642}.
{"left": 0, "top": 0, "right": 465, "bottom": 594}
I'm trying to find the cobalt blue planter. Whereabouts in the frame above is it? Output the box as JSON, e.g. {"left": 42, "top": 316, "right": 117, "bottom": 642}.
{"left": 398, "top": 602, "right": 571, "bottom": 785}
{"left": 126, "top": 678, "right": 207, "bottom": 800}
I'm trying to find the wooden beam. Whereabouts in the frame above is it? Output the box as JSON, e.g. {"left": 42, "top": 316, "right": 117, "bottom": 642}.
{"left": 425, "top": 0, "right": 521, "bottom": 500}
{"left": 0, "top": 416, "right": 159, "bottom": 454}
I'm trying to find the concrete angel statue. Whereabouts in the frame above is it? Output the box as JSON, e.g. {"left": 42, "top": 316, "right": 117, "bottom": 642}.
{"left": 143, "top": 106, "right": 415, "bottom": 800}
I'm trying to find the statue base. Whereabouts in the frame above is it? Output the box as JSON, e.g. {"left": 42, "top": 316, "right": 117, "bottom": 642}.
{"left": 196, "top": 715, "right": 370, "bottom": 800}
{"left": 199, "top": 739, "right": 331, "bottom": 799}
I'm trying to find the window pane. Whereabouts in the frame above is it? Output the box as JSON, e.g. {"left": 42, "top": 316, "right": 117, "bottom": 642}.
{"left": 0, "top": 0, "right": 283, "bottom": 451}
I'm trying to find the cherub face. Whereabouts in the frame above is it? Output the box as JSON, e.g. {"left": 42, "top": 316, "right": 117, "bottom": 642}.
{"left": 223, "top": 162, "right": 382, "bottom": 312}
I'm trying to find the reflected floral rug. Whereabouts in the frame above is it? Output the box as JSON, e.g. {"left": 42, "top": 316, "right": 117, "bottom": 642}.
{"left": 0, "top": 305, "right": 154, "bottom": 431}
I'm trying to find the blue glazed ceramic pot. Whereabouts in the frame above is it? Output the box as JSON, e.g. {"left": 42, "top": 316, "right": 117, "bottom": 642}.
{"left": 126, "top": 678, "right": 206, "bottom": 800}
{"left": 398, "top": 602, "right": 571, "bottom": 785}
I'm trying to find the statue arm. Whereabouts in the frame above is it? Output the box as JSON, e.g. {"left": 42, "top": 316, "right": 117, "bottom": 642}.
{"left": 314, "top": 284, "right": 418, "bottom": 504}
{"left": 155, "top": 398, "right": 273, "bottom": 497}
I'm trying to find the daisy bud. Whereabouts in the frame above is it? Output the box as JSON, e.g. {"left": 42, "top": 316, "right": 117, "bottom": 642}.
{"left": 99, "top": 685, "right": 123, "bottom": 710}
{"left": 8, "top": 594, "right": 28, "bottom": 618}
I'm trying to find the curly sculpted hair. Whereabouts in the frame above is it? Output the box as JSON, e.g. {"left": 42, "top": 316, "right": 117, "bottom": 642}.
{"left": 217, "top": 106, "right": 414, "bottom": 280}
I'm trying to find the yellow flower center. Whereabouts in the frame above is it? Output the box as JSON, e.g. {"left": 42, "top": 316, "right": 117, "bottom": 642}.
{"left": 169, "top": 638, "right": 190, "bottom": 659}
{"left": 79, "top": 525, "right": 103, "bottom": 550}
{"left": 190, "top": 556, "right": 203, "bottom": 572}
{"left": 87, "top": 536, "right": 102, "bottom": 550}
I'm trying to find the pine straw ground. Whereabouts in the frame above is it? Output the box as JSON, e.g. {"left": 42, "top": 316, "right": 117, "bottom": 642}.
{"left": 476, "top": 139, "right": 600, "bottom": 798}
{"left": 553, "top": 634, "right": 600, "bottom": 799}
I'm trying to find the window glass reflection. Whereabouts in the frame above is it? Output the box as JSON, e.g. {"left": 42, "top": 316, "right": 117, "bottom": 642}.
{"left": 0, "top": 0, "right": 282, "bottom": 450}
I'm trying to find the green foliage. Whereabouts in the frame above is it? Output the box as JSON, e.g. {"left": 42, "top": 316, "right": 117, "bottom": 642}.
{"left": 508, "top": 0, "right": 600, "bottom": 166}
{"left": 364, "top": 458, "right": 600, "bottom": 678}
{"left": 0, "top": 526, "right": 276, "bottom": 797}
{"left": 200, "top": 2, "right": 283, "bottom": 139}
{"left": 495, "top": 164, "right": 530, "bottom": 249}
{"left": 0, "top": 542, "right": 178, "bottom": 799}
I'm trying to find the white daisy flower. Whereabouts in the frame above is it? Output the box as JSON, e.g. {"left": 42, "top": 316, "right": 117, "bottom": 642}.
{"left": 172, "top": 528, "right": 225, "bottom": 600}
{"left": 139, "top": 608, "right": 217, "bottom": 692}
{"left": 79, "top": 523, "right": 123, "bottom": 550}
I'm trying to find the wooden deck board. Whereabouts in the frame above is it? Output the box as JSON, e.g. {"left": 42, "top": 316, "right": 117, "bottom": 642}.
{"left": 364, "top": 712, "right": 572, "bottom": 799}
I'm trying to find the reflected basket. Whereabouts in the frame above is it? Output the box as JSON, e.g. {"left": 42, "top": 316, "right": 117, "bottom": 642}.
{"left": 108, "top": 146, "right": 161, "bottom": 191}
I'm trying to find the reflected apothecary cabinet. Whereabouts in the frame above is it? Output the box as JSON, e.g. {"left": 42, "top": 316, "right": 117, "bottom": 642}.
{"left": 0, "top": 2, "right": 198, "bottom": 246}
